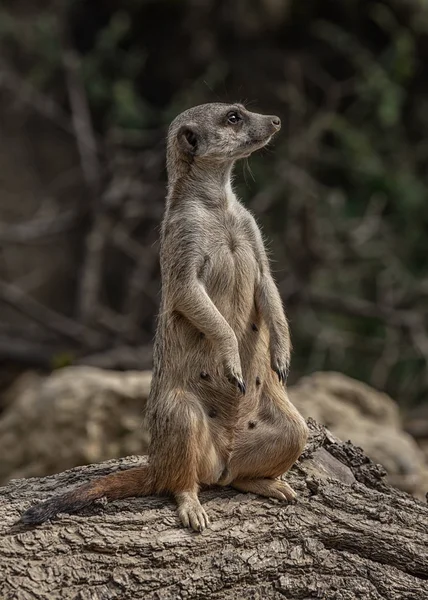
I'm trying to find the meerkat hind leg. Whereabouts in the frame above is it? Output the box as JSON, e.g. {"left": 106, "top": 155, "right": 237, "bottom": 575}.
{"left": 150, "top": 389, "right": 212, "bottom": 532}
{"left": 223, "top": 400, "right": 307, "bottom": 504}
{"left": 175, "top": 490, "right": 210, "bottom": 532}
{"left": 231, "top": 478, "right": 297, "bottom": 502}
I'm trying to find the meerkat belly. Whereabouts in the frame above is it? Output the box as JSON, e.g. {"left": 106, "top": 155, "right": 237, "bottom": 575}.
{"left": 204, "top": 239, "right": 258, "bottom": 331}
{"left": 159, "top": 229, "right": 271, "bottom": 423}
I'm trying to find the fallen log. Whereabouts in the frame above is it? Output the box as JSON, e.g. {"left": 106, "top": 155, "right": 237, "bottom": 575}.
{"left": 1, "top": 419, "right": 427, "bottom": 599}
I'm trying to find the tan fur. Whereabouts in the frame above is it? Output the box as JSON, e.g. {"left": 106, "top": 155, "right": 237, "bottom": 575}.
{"left": 148, "top": 102, "right": 308, "bottom": 529}
{"left": 20, "top": 103, "right": 308, "bottom": 532}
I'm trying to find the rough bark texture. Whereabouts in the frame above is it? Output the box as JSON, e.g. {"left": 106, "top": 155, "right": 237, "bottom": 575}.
{"left": 1, "top": 419, "right": 427, "bottom": 600}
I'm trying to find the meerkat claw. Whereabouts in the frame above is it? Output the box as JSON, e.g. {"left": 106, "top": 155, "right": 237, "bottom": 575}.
{"left": 275, "top": 367, "right": 283, "bottom": 383}
{"left": 226, "top": 372, "right": 246, "bottom": 394}
{"left": 234, "top": 377, "right": 247, "bottom": 394}
{"left": 237, "top": 379, "right": 246, "bottom": 395}
{"left": 274, "top": 365, "right": 289, "bottom": 385}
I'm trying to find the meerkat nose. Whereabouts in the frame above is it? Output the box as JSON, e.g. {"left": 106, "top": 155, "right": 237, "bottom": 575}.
{"left": 271, "top": 116, "right": 281, "bottom": 129}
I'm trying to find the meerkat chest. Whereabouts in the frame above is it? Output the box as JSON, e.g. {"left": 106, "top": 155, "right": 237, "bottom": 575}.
{"left": 201, "top": 212, "right": 259, "bottom": 298}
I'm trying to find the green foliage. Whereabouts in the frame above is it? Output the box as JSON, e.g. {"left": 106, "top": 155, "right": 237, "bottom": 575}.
{"left": 81, "top": 10, "right": 150, "bottom": 129}
{"left": 51, "top": 353, "right": 74, "bottom": 370}
{"left": 0, "top": 9, "right": 61, "bottom": 88}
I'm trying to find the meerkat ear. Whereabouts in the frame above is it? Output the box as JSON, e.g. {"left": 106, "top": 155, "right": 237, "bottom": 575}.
{"left": 177, "top": 125, "right": 201, "bottom": 156}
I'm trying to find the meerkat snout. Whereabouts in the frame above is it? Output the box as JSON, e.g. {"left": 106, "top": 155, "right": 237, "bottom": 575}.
{"left": 271, "top": 116, "right": 281, "bottom": 129}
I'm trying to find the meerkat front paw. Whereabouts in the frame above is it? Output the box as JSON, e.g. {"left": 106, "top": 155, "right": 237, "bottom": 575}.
{"left": 219, "top": 336, "right": 246, "bottom": 394}
{"left": 271, "top": 352, "right": 290, "bottom": 385}
{"left": 269, "top": 332, "right": 290, "bottom": 385}
{"left": 224, "top": 360, "right": 246, "bottom": 395}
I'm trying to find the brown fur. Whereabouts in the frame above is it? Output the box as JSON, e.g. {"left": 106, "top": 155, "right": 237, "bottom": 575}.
{"left": 21, "top": 103, "right": 308, "bottom": 531}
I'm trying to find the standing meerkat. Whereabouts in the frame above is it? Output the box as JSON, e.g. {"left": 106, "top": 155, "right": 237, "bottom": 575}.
{"left": 21, "top": 103, "right": 308, "bottom": 532}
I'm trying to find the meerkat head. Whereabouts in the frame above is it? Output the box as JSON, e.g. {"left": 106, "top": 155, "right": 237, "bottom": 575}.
{"left": 167, "top": 103, "right": 281, "bottom": 174}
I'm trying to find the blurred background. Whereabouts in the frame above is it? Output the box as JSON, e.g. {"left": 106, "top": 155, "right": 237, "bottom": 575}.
{"left": 0, "top": 0, "right": 428, "bottom": 497}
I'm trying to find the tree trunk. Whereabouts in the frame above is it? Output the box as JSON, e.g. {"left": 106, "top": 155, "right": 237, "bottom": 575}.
{"left": 1, "top": 419, "right": 427, "bottom": 600}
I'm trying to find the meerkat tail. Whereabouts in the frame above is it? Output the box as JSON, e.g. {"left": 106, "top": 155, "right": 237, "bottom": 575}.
{"left": 20, "top": 465, "right": 153, "bottom": 525}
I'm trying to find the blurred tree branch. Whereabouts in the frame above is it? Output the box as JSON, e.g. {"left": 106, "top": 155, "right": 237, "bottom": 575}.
{"left": 0, "top": 280, "right": 104, "bottom": 348}
{"left": 0, "top": 209, "right": 83, "bottom": 244}
{"left": 0, "top": 0, "right": 427, "bottom": 406}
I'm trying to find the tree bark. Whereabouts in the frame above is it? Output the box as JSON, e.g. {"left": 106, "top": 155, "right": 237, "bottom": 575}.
{"left": 1, "top": 419, "right": 427, "bottom": 600}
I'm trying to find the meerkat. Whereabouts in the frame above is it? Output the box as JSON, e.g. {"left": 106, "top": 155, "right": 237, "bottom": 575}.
{"left": 21, "top": 103, "right": 308, "bottom": 532}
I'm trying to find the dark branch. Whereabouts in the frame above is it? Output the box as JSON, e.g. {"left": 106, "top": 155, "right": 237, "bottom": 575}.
{"left": 0, "top": 280, "right": 104, "bottom": 348}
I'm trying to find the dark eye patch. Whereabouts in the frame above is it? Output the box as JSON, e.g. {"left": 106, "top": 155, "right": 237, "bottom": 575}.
{"left": 227, "top": 110, "right": 243, "bottom": 125}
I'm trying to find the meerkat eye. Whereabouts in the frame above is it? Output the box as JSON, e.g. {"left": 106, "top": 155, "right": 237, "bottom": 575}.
{"left": 227, "top": 111, "right": 242, "bottom": 125}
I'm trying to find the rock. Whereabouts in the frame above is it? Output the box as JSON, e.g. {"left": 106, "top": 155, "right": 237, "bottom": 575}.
{"left": 289, "top": 371, "right": 400, "bottom": 428}
{"left": 0, "top": 366, "right": 151, "bottom": 484}
{"left": 290, "top": 371, "right": 427, "bottom": 497}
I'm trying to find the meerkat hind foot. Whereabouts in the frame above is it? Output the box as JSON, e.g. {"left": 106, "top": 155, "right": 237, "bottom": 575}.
{"left": 175, "top": 491, "right": 210, "bottom": 532}
{"left": 232, "top": 478, "right": 297, "bottom": 503}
